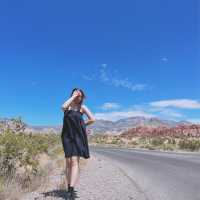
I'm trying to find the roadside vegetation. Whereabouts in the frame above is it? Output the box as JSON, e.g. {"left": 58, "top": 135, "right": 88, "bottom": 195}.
{"left": 0, "top": 117, "right": 62, "bottom": 199}
{"left": 88, "top": 134, "right": 200, "bottom": 152}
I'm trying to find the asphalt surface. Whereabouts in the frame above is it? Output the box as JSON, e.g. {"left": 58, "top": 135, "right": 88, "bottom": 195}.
{"left": 90, "top": 145, "right": 200, "bottom": 200}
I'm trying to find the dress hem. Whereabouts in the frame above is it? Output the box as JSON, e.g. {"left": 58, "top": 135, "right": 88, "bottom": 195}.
{"left": 64, "top": 154, "right": 90, "bottom": 159}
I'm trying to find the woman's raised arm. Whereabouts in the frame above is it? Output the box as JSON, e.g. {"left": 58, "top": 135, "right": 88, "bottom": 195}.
{"left": 61, "top": 96, "right": 76, "bottom": 112}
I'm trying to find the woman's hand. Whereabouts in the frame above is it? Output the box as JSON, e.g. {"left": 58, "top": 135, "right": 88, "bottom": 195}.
{"left": 61, "top": 90, "right": 81, "bottom": 111}
{"left": 72, "top": 90, "right": 82, "bottom": 99}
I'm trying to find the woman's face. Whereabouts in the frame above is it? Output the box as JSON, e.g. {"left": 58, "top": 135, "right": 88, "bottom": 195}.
{"left": 73, "top": 90, "right": 82, "bottom": 103}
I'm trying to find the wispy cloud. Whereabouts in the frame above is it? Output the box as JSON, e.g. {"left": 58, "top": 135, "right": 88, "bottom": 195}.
{"left": 157, "top": 108, "right": 184, "bottom": 118}
{"left": 161, "top": 57, "right": 168, "bottom": 62}
{"left": 149, "top": 99, "right": 200, "bottom": 109}
{"left": 94, "top": 109, "right": 155, "bottom": 121}
{"left": 99, "top": 102, "right": 121, "bottom": 111}
{"left": 82, "top": 64, "right": 148, "bottom": 92}
{"left": 81, "top": 74, "right": 95, "bottom": 81}
{"left": 93, "top": 96, "right": 200, "bottom": 121}
{"left": 95, "top": 100, "right": 200, "bottom": 123}
{"left": 110, "top": 78, "right": 147, "bottom": 91}
{"left": 94, "top": 100, "right": 188, "bottom": 121}
{"left": 130, "top": 103, "right": 185, "bottom": 120}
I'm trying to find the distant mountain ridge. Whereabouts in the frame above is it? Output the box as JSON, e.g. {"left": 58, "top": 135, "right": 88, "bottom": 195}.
{"left": 120, "top": 124, "right": 200, "bottom": 138}
{"left": 23, "top": 116, "right": 193, "bottom": 135}
{"left": 88, "top": 116, "right": 192, "bottom": 135}
{"left": 0, "top": 116, "right": 194, "bottom": 135}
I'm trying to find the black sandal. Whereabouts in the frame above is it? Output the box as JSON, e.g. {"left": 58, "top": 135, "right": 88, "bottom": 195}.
{"left": 69, "top": 189, "right": 78, "bottom": 200}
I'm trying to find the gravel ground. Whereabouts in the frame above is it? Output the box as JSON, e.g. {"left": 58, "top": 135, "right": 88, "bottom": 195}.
{"left": 20, "top": 152, "right": 145, "bottom": 200}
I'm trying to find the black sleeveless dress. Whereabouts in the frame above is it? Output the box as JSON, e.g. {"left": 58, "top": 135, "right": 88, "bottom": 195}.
{"left": 61, "top": 106, "right": 90, "bottom": 159}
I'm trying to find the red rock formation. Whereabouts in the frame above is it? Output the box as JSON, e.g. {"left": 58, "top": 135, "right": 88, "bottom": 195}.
{"left": 120, "top": 124, "right": 200, "bottom": 138}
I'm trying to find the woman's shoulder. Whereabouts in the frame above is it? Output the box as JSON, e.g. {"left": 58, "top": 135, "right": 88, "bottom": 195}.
{"left": 81, "top": 104, "right": 89, "bottom": 112}
{"left": 81, "top": 104, "right": 86, "bottom": 108}
{"left": 81, "top": 104, "right": 89, "bottom": 110}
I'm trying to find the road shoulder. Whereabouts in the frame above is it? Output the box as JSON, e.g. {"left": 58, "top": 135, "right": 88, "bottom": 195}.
{"left": 75, "top": 152, "right": 146, "bottom": 200}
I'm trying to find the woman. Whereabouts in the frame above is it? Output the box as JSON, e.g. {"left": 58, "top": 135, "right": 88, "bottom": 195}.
{"left": 61, "top": 88, "right": 96, "bottom": 199}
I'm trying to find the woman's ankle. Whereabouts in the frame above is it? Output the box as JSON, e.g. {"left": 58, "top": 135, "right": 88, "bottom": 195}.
{"left": 69, "top": 185, "right": 74, "bottom": 192}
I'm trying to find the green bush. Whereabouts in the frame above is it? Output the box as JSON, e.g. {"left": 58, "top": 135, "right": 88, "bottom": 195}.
{"left": 178, "top": 139, "right": 200, "bottom": 151}
{"left": 150, "top": 137, "right": 164, "bottom": 146}
{"left": 167, "top": 138, "right": 176, "bottom": 145}
{"left": 162, "top": 144, "right": 174, "bottom": 151}
{"left": 0, "top": 129, "right": 59, "bottom": 180}
{"left": 110, "top": 139, "right": 120, "bottom": 145}
{"left": 142, "top": 144, "right": 156, "bottom": 150}
{"left": 138, "top": 137, "right": 148, "bottom": 144}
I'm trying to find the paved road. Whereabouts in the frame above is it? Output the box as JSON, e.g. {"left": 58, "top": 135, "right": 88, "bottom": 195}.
{"left": 90, "top": 146, "right": 200, "bottom": 200}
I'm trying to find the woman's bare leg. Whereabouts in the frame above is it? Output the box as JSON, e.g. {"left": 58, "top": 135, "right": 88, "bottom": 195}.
{"left": 75, "top": 156, "right": 80, "bottom": 184}
{"left": 64, "top": 157, "right": 71, "bottom": 189}
{"left": 69, "top": 156, "right": 80, "bottom": 187}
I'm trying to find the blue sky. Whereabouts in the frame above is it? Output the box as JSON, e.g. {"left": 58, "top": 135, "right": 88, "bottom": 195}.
{"left": 0, "top": 0, "right": 199, "bottom": 125}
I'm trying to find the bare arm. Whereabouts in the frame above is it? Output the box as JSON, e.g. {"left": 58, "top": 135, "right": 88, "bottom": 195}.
{"left": 82, "top": 104, "right": 96, "bottom": 126}
{"left": 61, "top": 96, "right": 76, "bottom": 112}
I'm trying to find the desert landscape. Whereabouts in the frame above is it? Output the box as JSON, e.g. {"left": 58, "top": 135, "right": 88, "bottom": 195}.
{"left": 0, "top": 116, "right": 200, "bottom": 199}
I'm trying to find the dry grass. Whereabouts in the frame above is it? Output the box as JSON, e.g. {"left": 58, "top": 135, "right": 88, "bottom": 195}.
{"left": 0, "top": 146, "right": 59, "bottom": 200}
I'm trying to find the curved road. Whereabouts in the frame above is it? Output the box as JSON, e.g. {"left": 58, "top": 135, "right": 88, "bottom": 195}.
{"left": 90, "top": 146, "right": 200, "bottom": 200}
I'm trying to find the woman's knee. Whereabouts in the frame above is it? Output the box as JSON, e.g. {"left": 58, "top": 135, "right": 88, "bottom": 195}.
{"left": 70, "top": 156, "right": 79, "bottom": 167}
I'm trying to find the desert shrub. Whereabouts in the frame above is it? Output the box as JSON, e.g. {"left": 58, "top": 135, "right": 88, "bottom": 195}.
{"left": 162, "top": 144, "right": 174, "bottom": 151}
{"left": 0, "top": 129, "right": 59, "bottom": 181}
{"left": 131, "top": 140, "right": 138, "bottom": 145}
{"left": 109, "top": 137, "right": 121, "bottom": 145}
{"left": 90, "top": 134, "right": 111, "bottom": 144}
{"left": 110, "top": 138, "right": 121, "bottom": 145}
{"left": 110, "top": 140, "right": 118, "bottom": 144}
{"left": 138, "top": 137, "right": 148, "bottom": 144}
{"left": 167, "top": 138, "right": 176, "bottom": 145}
{"left": 0, "top": 116, "right": 26, "bottom": 134}
{"left": 142, "top": 144, "right": 156, "bottom": 150}
{"left": 150, "top": 137, "right": 164, "bottom": 146}
{"left": 178, "top": 139, "right": 200, "bottom": 151}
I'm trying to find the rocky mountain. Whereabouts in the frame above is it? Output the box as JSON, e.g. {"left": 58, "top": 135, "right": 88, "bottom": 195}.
{"left": 88, "top": 116, "right": 193, "bottom": 135}
{"left": 0, "top": 116, "right": 194, "bottom": 135}
{"left": 120, "top": 124, "right": 200, "bottom": 138}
